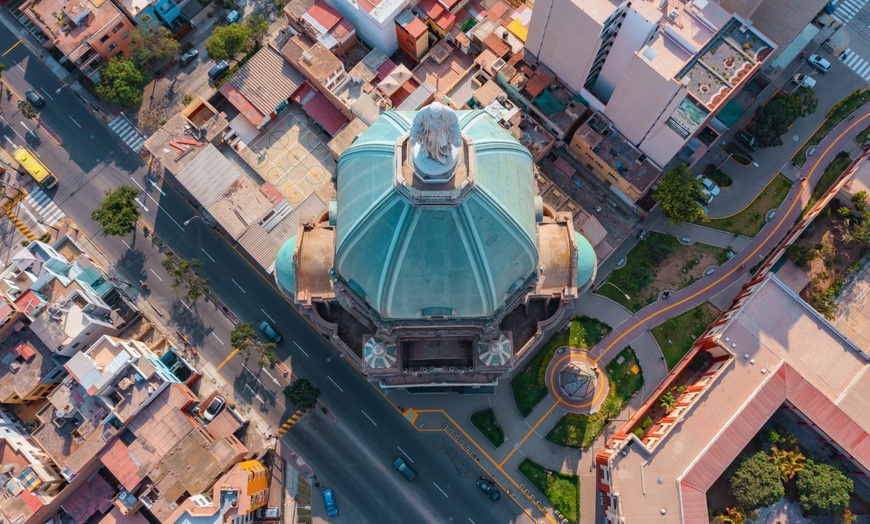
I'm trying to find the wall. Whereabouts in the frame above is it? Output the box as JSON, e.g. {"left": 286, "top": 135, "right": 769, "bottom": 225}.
{"left": 568, "top": 133, "right": 643, "bottom": 201}
{"left": 89, "top": 15, "right": 136, "bottom": 60}
{"left": 326, "top": 0, "right": 407, "bottom": 55}
{"left": 590, "top": 5, "right": 657, "bottom": 103}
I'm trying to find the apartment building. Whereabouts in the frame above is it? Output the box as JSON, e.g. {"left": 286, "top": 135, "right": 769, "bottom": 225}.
{"left": 0, "top": 331, "right": 67, "bottom": 404}
{"left": 526, "top": 0, "right": 775, "bottom": 168}
{"left": 395, "top": 9, "right": 429, "bottom": 64}
{"left": 21, "top": 0, "right": 137, "bottom": 81}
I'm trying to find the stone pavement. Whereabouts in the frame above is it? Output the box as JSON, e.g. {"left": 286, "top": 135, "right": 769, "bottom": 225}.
{"left": 648, "top": 211, "right": 753, "bottom": 251}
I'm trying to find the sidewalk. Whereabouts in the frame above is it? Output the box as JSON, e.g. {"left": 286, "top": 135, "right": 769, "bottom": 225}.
{"left": 648, "top": 212, "right": 753, "bottom": 251}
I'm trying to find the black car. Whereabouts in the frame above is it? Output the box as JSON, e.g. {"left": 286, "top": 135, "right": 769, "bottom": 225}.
{"left": 735, "top": 129, "right": 758, "bottom": 151}
{"left": 208, "top": 60, "right": 230, "bottom": 81}
{"left": 25, "top": 89, "right": 44, "bottom": 107}
{"left": 476, "top": 476, "right": 500, "bottom": 501}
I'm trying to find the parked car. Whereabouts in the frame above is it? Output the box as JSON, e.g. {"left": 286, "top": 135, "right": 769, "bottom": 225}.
{"left": 25, "top": 89, "right": 44, "bottom": 107}
{"left": 735, "top": 129, "right": 758, "bottom": 151}
{"left": 322, "top": 489, "right": 338, "bottom": 516}
{"left": 393, "top": 457, "right": 416, "bottom": 481}
{"left": 259, "top": 320, "right": 282, "bottom": 343}
{"left": 807, "top": 54, "right": 831, "bottom": 73}
{"left": 208, "top": 60, "right": 230, "bottom": 81}
{"left": 203, "top": 395, "right": 225, "bottom": 421}
{"left": 180, "top": 48, "right": 199, "bottom": 66}
{"left": 792, "top": 73, "right": 816, "bottom": 89}
{"left": 699, "top": 187, "right": 714, "bottom": 204}
{"left": 476, "top": 477, "right": 501, "bottom": 501}
{"left": 695, "top": 174, "right": 720, "bottom": 196}
{"left": 226, "top": 10, "right": 240, "bottom": 23}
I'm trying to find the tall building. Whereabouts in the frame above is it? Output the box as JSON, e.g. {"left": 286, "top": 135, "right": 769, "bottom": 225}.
{"left": 526, "top": 0, "right": 775, "bottom": 168}
{"left": 275, "top": 105, "right": 597, "bottom": 388}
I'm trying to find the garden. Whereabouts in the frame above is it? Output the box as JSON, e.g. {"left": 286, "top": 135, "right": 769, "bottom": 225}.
{"left": 545, "top": 347, "right": 643, "bottom": 449}
{"left": 518, "top": 458, "right": 580, "bottom": 523}
{"left": 806, "top": 151, "right": 852, "bottom": 213}
{"left": 746, "top": 88, "right": 818, "bottom": 148}
{"left": 651, "top": 303, "right": 721, "bottom": 370}
{"left": 704, "top": 174, "right": 792, "bottom": 237}
{"left": 793, "top": 89, "right": 870, "bottom": 167}
{"left": 595, "top": 233, "right": 730, "bottom": 311}
{"left": 470, "top": 408, "right": 505, "bottom": 448}
{"left": 707, "top": 421, "right": 862, "bottom": 524}
{"left": 511, "top": 316, "right": 611, "bottom": 417}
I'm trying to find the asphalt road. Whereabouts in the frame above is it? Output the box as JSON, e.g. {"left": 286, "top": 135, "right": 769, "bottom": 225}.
{"left": 0, "top": 24, "right": 531, "bottom": 524}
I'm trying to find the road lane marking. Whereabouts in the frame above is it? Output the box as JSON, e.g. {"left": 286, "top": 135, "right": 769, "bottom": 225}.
{"left": 469, "top": 519, "right": 476, "bottom": 524}
{"left": 211, "top": 332, "right": 225, "bottom": 345}
{"left": 134, "top": 197, "right": 148, "bottom": 212}
{"left": 292, "top": 341, "right": 309, "bottom": 357}
{"left": 231, "top": 278, "right": 246, "bottom": 293}
{"left": 261, "top": 309, "right": 275, "bottom": 323}
{"left": 201, "top": 248, "right": 215, "bottom": 262}
{"left": 2, "top": 38, "right": 22, "bottom": 57}
{"left": 121, "top": 239, "right": 131, "bottom": 249}
{"left": 432, "top": 482, "right": 448, "bottom": 498}
{"left": 180, "top": 301, "right": 193, "bottom": 313}
{"left": 327, "top": 375, "right": 343, "bottom": 392}
{"left": 39, "top": 88, "right": 53, "bottom": 100}
{"left": 148, "top": 268, "right": 164, "bottom": 281}
{"left": 361, "top": 410, "right": 377, "bottom": 426}
{"left": 397, "top": 446, "right": 413, "bottom": 462}
{"left": 215, "top": 348, "right": 237, "bottom": 370}
{"left": 129, "top": 176, "right": 145, "bottom": 190}
{"left": 69, "top": 116, "right": 81, "bottom": 128}
{"left": 15, "top": 63, "right": 23, "bottom": 72}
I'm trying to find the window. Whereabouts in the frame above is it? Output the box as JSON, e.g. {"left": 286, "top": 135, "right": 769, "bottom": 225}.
{"left": 107, "top": 43, "right": 117, "bottom": 52}
{"left": 122, "top": 31, "right": 130, "bottom": 40}
{"left": 113, "top": 22, "right": 125, "bottom": 33}
{"left": 99, "top": 34, "right": 110, "bottom": 43}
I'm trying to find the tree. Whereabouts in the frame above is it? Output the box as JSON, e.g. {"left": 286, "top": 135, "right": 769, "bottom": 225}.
{"left": 95, "top": 57, "right": 149, "bottom": 107}
{"left": 243, "top": 14, "right": 269, "bottom": 49}
{"left": 729, "top": 451, "right": 785, "bottom": 509}
{"left": 205, "top": 24, "right": 250, "bottom": 60}
{"left": 747, "top": 90, "right": 818, "bottom": 148}
{"left": 130, "top": 26, "right": 180, "bottom": 66}
{"left": 161, "top": 256, "right": 211, "bottom": 302}
{"left": 91, "top": 185, "right": 140, "bottom": 237}
{"left": 653, "top": 163, "right": 707, "bottom": 225}
{"left": 796, "top": 460, "right": 853, "bottom": 515}
{"left": 17, "top": 100, "right": 36, "bottom": 120}
{"left": 283, "top": 378, "right": 320, "bottom": 411}
{"left": 851, "top": 190, "right": 868, "bottom": 212}
{"left": 768, "top": 445, "right": 806, "bottom": 482}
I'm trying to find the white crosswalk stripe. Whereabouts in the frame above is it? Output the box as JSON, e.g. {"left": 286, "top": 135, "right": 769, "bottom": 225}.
{"left": 833, "top": 0, "right": 870, "bottom": 23}
{"left": 23, "top": 186, "right": 65, "bottom": 225}
{"left": 838, "top": 48, "right": 870, "bottom": 82}
{"left": 108, "top": 114, "right": 145, "bottom": 153}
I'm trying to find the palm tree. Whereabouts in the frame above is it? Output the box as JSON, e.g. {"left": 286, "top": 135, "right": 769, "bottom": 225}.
{"left": 769, "top": 445, "right": 806, "bottom": 482}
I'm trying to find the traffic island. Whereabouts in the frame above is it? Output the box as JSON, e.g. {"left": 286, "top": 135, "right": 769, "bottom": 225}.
{"left": 469, "top": 408, "right": 505, "bottom": 448}
{"left": 517, "top": 458, "right": 580, "bottom": 523}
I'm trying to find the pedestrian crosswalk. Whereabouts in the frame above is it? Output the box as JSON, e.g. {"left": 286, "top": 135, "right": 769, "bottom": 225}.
{"left": 108, "top": 114, "right": 145, "bottom": 153}
{"left": 21, "top": 186, "right": 66, "bottom": 229}
{"left": 832, "top": 0, "right": 869, "bottom": 24}
{"left": 839, "top": 48, "right": 870, "bottom": 81}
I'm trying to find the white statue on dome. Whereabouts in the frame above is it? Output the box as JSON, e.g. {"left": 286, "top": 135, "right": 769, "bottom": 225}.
{"left": 409, "top": 102, "right": 461, "bottom": 167}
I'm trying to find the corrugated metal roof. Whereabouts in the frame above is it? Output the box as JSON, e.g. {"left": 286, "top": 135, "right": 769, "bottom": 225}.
{"left": 270, "top": 192, "right": 327, "bottom": 241}
{"left": 237, "top": 225, "right": 282, "bottom": 271}
{"left": 227, "top": 45, "right": 304, "bottom": 120}
{"left": 175, "top": 145, "right": 244, "bottom": 209}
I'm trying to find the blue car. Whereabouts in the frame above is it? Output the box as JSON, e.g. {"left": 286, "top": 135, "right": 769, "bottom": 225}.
{"left": 322, "top": 488, "right": 338, "bottom": 516}
{"left": 259, "top": 321, "right": 282, "bottom": 343}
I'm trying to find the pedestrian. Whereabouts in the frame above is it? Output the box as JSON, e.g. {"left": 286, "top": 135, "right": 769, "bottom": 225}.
{"left": 314, "top": 482, "right": 322, "bottom": 488}
{"left": 740, "top": 264, "right": 746, "bottom": 269}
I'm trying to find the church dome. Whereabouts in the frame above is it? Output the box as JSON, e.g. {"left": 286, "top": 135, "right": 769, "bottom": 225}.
{"left": 333, "top": 110, "right": 540, "bottom": 320}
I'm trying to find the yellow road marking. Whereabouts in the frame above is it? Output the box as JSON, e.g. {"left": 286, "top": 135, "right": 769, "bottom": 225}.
{"left": 215, "top": 348, "right": 239, "bottom": 371}
{"left": 2, "top": 38, "right": 21, "bottom": 57}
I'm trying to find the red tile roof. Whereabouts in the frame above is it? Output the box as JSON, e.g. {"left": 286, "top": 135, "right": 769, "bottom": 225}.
{"left": 435, "top": 11, "right": 455, "bottom": 31}
{"left": 306, "top": 1, "right": 341, "bottom": 30}
{"left": 14, "top": 290, "right": 42, "bottom": 315}
{"left": 219, "top": 82, "right": 266, "bottom": 126}
{"left": 487, "top": 0, "right": 509, "bottom": 21}
{"left": 20, "top": 488, "right": 43, "bottom": 512}
{"left": 403, "top": 16, "right": 428, "bottom": 39}
{"left": 439, "top": 0, "right": 459, "bottom": 9}
{"left": 483, "top": 33, "right": 510, "bottom": 57}
{"left": 376, "top": 58, "right": 397, "bottom": 80}
{"left": 301, "top": 90, "right": 349, "bottom": 136}
{"left": 418, "top": 0, "right": 444, "bottom": 20}
{"left": 100, "top": 440, "right": 144, "bottom": 491}
{"left": 329, "top": 17, "right": 355, "bottom": 41}
{"left": 61, "top": 473, "right": 114, "bottom": 524}
{"left": 357, "top": 0, "right": 382, "bottom": 13}
{"left": 12, "top": 341, "right": 36, "bottom": 361}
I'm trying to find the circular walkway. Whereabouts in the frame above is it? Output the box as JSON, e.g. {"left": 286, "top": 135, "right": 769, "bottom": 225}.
{"left": 545, "top": 347, "right": 609, "bottom": 414}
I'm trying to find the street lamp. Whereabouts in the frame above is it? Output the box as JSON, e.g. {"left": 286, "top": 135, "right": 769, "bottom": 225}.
{"left": 601, "top": 281, "right": 631, "bottom": 301}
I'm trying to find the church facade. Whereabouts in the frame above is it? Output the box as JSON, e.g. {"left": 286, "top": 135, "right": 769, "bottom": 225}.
{"left": 275, "top": 105, "right": 597, "bottom": 389}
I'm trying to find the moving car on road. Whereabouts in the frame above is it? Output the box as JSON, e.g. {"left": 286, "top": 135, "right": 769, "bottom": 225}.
{"left": 476, "top": 477, "right": 501, "bottom": 501}
{"left": 393, "top": 457, "right": 416, "bottom": 481}
{"left": 203, "top": 396, "right": 225, "bottom": 421}
{"left": 322, "top": 489, "right": 338, "bottom": 516}
{"left": 25, "top": 89, "right": 44, "bottom": 107}
{"left": 180, "top": 48, "right": 199, "bottom": 66}
{"left": 259, "top": 321, "right": 282, "bottom": 343}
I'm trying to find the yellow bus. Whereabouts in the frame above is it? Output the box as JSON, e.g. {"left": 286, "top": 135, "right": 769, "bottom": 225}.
{"left": 13, "top": 146, "right": 57, "bottom": 189}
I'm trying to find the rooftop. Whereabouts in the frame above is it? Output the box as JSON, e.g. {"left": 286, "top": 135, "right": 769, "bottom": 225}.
{"left": 60, "top": 471, "right": 115, "bottom": 524}
{"left": 281, "top": 35, "right": 344, "bottom": 85}
{"left": 573, "top": 113, "right": 661, "bottom": 193}
{"left": 144, "top": 99, "right": 230, "bottom": 177}
{"left": 0, "top": 330, "right": 63, "bottom": 403}
{"left": 22, "top": 0, "right": 127, "bottom": 59}
{"left": 221, "top": 45, "right": 305, "bottom": 127}
{"left": 283, "top": 0, "right": 315, "bottom": 23}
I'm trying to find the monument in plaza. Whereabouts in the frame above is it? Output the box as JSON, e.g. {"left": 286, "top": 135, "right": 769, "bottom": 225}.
{"left": 274, "top": 102, "right": 598, "bottom": 389}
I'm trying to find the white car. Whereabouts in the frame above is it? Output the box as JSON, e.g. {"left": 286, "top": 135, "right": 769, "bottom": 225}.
{"left": 226, "top": 10, "right": 240, "bottom": 23}
{"left": 696, "top": 174, "right": 720, "bottom": 197}
{"left": 203, "top": 396, "right": 225, "bottom": 421}
{"left": 807, "top": 54, "right": 831, "bottom": 73}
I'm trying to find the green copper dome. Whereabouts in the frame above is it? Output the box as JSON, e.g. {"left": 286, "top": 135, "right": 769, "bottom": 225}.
{"left": 334, "top": 110, "right": 539, "bottom": 320}
{"left": 275, "top": 236, "right": 297, "bottom": 295}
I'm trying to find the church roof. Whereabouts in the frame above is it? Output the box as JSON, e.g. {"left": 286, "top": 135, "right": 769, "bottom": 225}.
{"left": 333, "top": 110, "right": 540, "bottom": 320}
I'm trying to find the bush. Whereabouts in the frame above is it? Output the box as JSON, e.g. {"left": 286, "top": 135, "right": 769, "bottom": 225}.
{"left": 796, "top": 460, "right": 853, "bottom": 515}
{"left": 704, "top": 163, "right": 733, "bottom": 188}
{"left": 730, "top": 451, "right": 784, "bottom": 509}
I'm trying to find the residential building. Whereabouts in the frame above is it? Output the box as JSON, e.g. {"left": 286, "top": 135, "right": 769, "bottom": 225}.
{"left": 0, "top": 331, "right": 67, "bottom": 404}
{"left": 0, "top": 292, "right": 30, "bottom": 341}
{"left": 164, "top": 459, "right": 270, "bottom": 524}
{"left": 526, "top": 0, "right": 775, "bottom": 167}
{"left": 275, "top": 107, "right": 598, "bottom": 388}
{"left": 395, "top": 9, "right": 429, "bottom": 64}
{"left": 0, "top": 408, "right": 66, "bottom": 524}
{"left": 288, "top": 0, "right": 357, "bottom": 56}
{"left": 415, "top": 0, "right": 455, "bottom": 38}
{"left": 568, "top": 112, "right": 661, "bottom": 207}
{"left": 21, "top": 0, "right": 137, "bottom": 81}
{"left": 116, "top": 0, "right": 193, "bottom": 34}
{"left": 281, "top": 35, "right": 353, "bottom": 121}
{"left": 325, "top": 0, "right": 411, "bottom": 55}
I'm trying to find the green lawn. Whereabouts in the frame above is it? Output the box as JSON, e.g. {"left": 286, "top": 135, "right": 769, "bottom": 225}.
{"left": 512, "top": 317, "right": 610, "bottom": 417}
{"left": 651, "top": 303, "right": 720, "bottom": 370}
{"left": 595, "top": 233, "right": 727, "bottom": 311}
{"left": 705, "top": 174, "right": 793, "bottom": 236}
{"left": 806, "top": 151, "right": 852, "bottom": 213}
{"left": 518, "top": 458, "right": 580, "bottom": 523}
{"left": 546, "top": 348, "right": 643, "bottom": 449}
{"left": 470, "top": 408, "right": 505, "bottom": 448}
{"left": 793, "top": 89, "right": 870, "bottom": 167}
{"left": 856, "top": 125, "right": 870, "bottom": 147}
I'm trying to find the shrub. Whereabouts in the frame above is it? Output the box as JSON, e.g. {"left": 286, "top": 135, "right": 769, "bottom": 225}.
{"left": 730, "top": 451, "right": 785, "bottom": 509}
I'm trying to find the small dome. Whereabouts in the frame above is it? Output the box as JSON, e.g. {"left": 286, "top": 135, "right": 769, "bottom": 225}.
{"left": 560, "top": 362, "right": 597, "bottom": 398}
{"left": 575, "top": 232, "right": 597, "bottom": 288}
{"left": 275, "top": 236, "right": 297, "bottom": 296}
